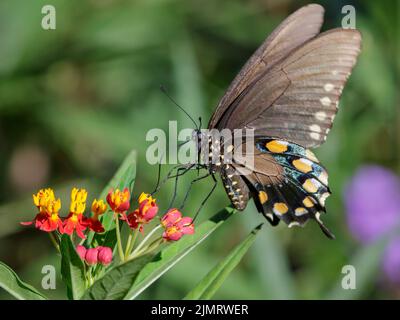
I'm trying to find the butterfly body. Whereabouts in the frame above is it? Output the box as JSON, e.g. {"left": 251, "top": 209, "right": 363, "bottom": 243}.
{"left": 194, "top": 4, "right": 361, "bottom": 238}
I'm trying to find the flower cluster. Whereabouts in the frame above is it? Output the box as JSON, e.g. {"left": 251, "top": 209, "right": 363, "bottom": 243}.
{"left": 21, "top": 188, "right": 107, "bottom": 240}
{"left": 22, "top": 187, "right": 195, "bottom": 265}
{"left": 106, "top": 189, "right": 195, "bottom": 261}
{"left": 161, "top": 208, "right": 194, "bottom": 241}
{"left": 76, "top": 245, "right": 113, "bottom": 266}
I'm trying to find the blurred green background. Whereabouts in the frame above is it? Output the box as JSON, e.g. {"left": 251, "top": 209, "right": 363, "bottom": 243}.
{"left": 0, "top": 0, "right": 399, "bottom": 299}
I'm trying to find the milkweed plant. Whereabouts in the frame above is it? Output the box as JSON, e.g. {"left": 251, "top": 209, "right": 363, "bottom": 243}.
{"left": 0, "top": 151, "right": 261, "bottom": 300}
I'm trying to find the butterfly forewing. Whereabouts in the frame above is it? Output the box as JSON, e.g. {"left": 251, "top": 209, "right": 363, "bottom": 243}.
{"left": 208, "top": 4, "right": 325, "bottom": 129}
{"left": 247, "top": 29, "right": 362, "bottom": 148}
{"left": 214, "top": 29, "right": 361, "bottom": 148}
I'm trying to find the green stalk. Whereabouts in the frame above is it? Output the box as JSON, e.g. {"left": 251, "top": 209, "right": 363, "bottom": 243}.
{"left": 114, "top": 213, "right": 125, "bottom": 262}
{"left": 124, "top": 228, "right": 139, "bottom": 260}
{"left": 130, "top": 224, "right": 161, "bottom": 257}
{"left": 128, "top": 236, "right": 163, "bottom": 260}
{"left": 48, "top": 232, "right": 60, "bottom": 252}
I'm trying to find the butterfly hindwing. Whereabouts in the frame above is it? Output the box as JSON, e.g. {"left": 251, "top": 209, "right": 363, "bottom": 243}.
{"left": 227, "top": 138, "right": 334, "bottom": 238}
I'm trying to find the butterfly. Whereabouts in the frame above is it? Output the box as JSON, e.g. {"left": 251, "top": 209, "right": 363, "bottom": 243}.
{"left": 191, "top": 4, "right": 362, "bottom": 238}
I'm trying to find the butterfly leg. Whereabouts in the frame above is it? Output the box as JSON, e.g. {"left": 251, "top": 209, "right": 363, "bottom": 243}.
{"left": 151, "top": 161, "right": 163, "bottom": 194}
{"left": 168, "top": 165, "right": 196, "bottom": 208}
{"left": 151, "top": 163, "right": 193, "bottom": 195}
{"left": 151, "top": 139, "right": 193, "bottom": 195}
{"left": 192, "top": 173, "right": 218, "bottom": 222}
{"left": 178, "top": 171, "right": 211, "bottom": 210}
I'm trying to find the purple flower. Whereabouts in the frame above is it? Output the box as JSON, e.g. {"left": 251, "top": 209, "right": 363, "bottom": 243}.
{"left": 382, "top": 237, "right": 400, "bottom": 284}
{"left": 345, "top": 165, "right": 400, "bottom": 243}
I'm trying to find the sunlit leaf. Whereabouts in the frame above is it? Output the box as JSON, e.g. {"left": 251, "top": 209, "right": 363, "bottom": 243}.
{"left": 124, "top": 207, "right": 236, "bottom": 300}
{"left": 81, "top": 254, "right": 153, "bottom": 300}
{"left": 184, "top": 223, "right": 262, "bottom": 300}
{"left": 60, "top": 234, "right": 86, "bottom": 300}
{"left": 0, "top": 261, "right": 47, "bottom": 300}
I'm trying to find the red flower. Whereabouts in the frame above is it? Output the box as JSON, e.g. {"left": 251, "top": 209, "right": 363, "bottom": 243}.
{"left": 107, "top": 188, "right": 130, "bottom": 213}
{"left": 122, "top": 210, "right": 140, "bottom": 230}
{"left": 161, "top": 208, "right": 181, "bottom": 228}
{"left": 21, "top": 189, "right": 63, "bottom": 233}
{"left": 161, "top": 209, "right": 194, "bottom": 242}
{"left": 63, "top": 213, "right": 87, "bottom": 239}
{"left": 163, "top": 226, "right": 184, "bottom": 241}
{"left": 62, "top": 188, "right": 88, "bottom": 239}
{"left": 85, "top": 199, "right": 107, "bottom": 233}
{"left": 138, "top": 196, "right": 158, "bottom": 222}
{"left": 85, "top": 219, "right": 104, "bottom": 233}
{"left": 122, "top": 192, "right": 158, "bottom": 231}
{"left": 176, "top": 217, "right": 195, "bottom": 235}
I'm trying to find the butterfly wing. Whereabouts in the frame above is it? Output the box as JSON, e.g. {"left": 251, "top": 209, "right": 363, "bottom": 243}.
{"left": 206, "top": 4, "right": 361, "bottom": 238}
{"left": 214, "top": 29, "right": 362, "bottom": 148}
{"left": 208, "top": 4, "right": 325, "bottom": 129}
{"left": 231, "top": 139, "right": 334, "bottom": 238}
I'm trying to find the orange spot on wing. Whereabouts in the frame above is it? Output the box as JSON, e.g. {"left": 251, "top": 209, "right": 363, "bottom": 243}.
{"left": 266, "top": 140, "right": 287, "bottom": 153}
{"left": 258, "top": 191, "right": 268, "bottom": 204}
{"left": 293, "top": 159, "right": 312, "bottom": 173}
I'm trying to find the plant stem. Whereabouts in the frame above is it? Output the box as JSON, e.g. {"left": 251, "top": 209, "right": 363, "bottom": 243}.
{"left": 130, "top": 224, "right": 161, "bottom": 256}
{"left": 114, "top": 214, "right": 125, "bottom": 262}
{"left": 79, "top": 237, "right": 86, "bottom": 246}
{"left": 124, "top": 229, "right": 138, "bottom": 260}
{"left": 128, "top": 237, "right": 163, "bottom": 260}
{"left": 48, "top": 232, "right": 60, "bottom": 252}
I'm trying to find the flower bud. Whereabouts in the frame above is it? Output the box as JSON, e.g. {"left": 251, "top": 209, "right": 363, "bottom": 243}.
{"left": 98, "top": 246, "right": 113, "bottom": 266}
{"left": 85, "top": 248, "right": 99, "bottom": 266}
{"left": 76, "top": 245, "right": 87, "bottom": 260}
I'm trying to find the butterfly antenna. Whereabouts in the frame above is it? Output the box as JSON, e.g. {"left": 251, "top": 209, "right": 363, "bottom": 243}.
{"left": 160, "top": 85, "right": 198, "bottom": 129}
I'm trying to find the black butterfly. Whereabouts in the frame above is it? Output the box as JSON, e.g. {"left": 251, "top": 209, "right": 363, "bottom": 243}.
{"left": 189, "top": 4, "right": 362, "bottom": 239}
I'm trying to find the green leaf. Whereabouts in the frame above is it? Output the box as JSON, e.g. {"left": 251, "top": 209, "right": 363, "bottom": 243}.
{"left": 86, "top": 150, "right": 137, "bottom": 246}
{"left": 0, "top": 261, "right": 47, "bottom": 300}
{"left": 60, "top": 234, "right": 86, "bottom": 300}
{"left": 183, "top": 224, "right": 262, "bottom": 300}
{"left": 123, "top": 207, "right": 236, "bottom": 300}
{"left": 326, "top": 236, "right": 388, "bottom": 300}
{"left": 91, "top": 228, "right": 117, "bottom": 249}
{"left": 81, "top": 254, "right": 153, "bottom": 300}
{"left": 242, "top": 204, "right": 296, "bottom": 299}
